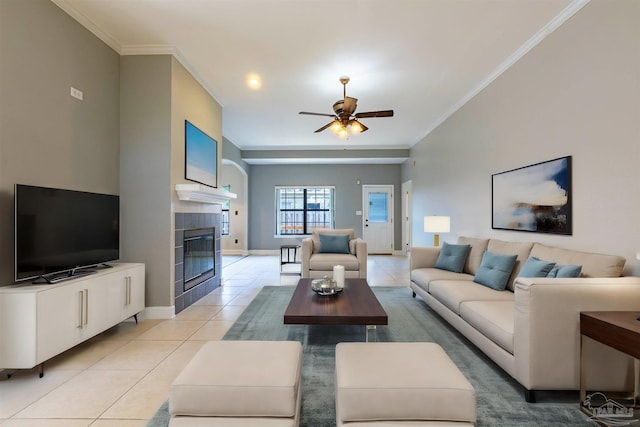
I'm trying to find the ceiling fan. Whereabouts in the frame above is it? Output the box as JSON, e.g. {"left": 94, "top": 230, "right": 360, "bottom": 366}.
{"left": 299, "top": 76, "right": 394, "bottom": 138}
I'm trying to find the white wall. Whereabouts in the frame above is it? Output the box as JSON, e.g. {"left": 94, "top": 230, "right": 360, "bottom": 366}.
{"left": 402, "top": 0, "right": 640, "bottom": 275}
{"left": 220, "top": 162, "right": 248, "bottom": 255}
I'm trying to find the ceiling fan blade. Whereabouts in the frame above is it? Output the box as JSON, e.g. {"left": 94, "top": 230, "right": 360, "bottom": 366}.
{"left": 343, "top": 96, "right": 358, "bottom": 116}
{"left": 359, "top": 122, "right": 369, "bottom": 133}
{"left": 354, "top": 110, "right": 394, "bottom": 119}
{"left": 299, "top": 111, "right": 336, "bottom": 118}
{"left": 314, "top": 122, "right": 334, "bottom": 133}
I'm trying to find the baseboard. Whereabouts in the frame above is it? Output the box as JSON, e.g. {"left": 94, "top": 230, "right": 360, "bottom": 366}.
{"left": 222, "top": 249, "right": 249, "bottom": 256}
{"left": 141, "top": 306, "right": 175, "bottom": 320}
{"left": 249, "top": 249, "right": 280, "bottom": 256}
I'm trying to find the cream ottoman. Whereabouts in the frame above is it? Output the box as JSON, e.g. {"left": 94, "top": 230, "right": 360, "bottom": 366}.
{"left": 169, "top": 340, "right": 303, "bottom": 427}
{"left": 335, "top": 342, "right": 476, "bottom": 426}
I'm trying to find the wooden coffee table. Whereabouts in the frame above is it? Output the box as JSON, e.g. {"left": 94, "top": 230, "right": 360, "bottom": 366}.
{"left": 284, "top": 278, "right": 388, "bottom": 341}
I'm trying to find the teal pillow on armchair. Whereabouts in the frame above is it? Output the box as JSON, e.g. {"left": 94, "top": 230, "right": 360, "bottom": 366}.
{"left": 318, "top": 234, "right": 350, "bottom": 254}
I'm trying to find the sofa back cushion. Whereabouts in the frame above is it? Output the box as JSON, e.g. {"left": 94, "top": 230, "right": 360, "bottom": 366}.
{"left": 530, "top": 243, "right": 625, "bottom": 277}
{"left": 487, "top": 239, "right": 534, "bottom": 291}
{"left": 312, "top": 229, "right": 355, "bottom": 254}
{"left": 457, "top": 237, "right": 489, "bottom": 275}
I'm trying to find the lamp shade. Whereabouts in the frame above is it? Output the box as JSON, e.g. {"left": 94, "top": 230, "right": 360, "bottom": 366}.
{"left": 424, "top": 216, "right": 450, "bottom": 233}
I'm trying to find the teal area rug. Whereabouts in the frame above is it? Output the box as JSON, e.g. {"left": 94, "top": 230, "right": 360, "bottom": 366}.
{"left": 147, "top": 286, "right": 587, "bottom": 426}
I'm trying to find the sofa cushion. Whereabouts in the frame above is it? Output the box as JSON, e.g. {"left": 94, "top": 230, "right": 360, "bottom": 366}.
{"left": 309, "top": 253, "right": 360, "bottom": 271}
{"left": 530, "top": 243, "right": 625, "bottom": 277}
{"left": 457, "top": 237, "right": 489, "bottom": 275}
{"left": 547, "top": 264, "right": 582, "bottom": 278}
{"left": 411, "top": 268, "right": 473, "bottom": 293}
{"left": 487, "top": 239, "right": 534, "bottom": 290}
{"left": 428, "top": 280, "right": 514, "bottom": 315}
{"left": 434, "top": 242, "right": 471, "bottom": 273}
{"left": 473, "top": 251, "right": 518, "bottom": 291}
{"left": 518, "top": 257, "right": 556, "bottom": 278}
{"left": 460, "top": 301, "right": 515, "bottom": 354}
{"left": 312, "top": 229, "right": 355, "bottom": 254}
{"left": 318, "top": 234, "right": 350, "bottom": 254}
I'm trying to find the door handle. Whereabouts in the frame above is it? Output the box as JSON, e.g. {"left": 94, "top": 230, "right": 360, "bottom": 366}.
{"left": 78, "top": 290, "right": 84, "bottom": 328}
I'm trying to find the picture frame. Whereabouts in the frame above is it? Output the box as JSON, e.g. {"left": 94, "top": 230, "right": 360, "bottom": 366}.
{"left": 492, "top": 156, "right": 572, "bottom": 235}
{"left": 185, "top": 120, "right": 218, "bottom": 188}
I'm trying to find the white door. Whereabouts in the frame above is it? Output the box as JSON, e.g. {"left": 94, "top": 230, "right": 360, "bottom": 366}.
{"left": 363, "top": 185, "right": 393, "bottom": 254}
{"left": 401, "top": 180, "right": 412, "bottom": 255}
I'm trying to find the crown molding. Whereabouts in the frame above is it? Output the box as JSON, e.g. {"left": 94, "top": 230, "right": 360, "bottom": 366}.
{"left": 415, "top": 0, "right": 591, "bottom": 145}
{"left": 51, "top": 0, "right": 122, "bottom": 53}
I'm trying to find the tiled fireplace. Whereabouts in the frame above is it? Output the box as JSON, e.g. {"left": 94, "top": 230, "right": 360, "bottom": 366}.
{"left": 174, "top": 212, "right": 222, "bottom": 313}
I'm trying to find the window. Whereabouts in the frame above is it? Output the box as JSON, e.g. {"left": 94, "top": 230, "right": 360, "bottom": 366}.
{"left": 275, "top": 186, "right": 335, "bottom": 235}
{"left": 222, "top": 185, "right": 230, "bottom": 236}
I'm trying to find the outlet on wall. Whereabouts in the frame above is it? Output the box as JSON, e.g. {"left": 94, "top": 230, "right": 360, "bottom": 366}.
{"left": 70, "top": 87, "right": 83, "bottom": 101}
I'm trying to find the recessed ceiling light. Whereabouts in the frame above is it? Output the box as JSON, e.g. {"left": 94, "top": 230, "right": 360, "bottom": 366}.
{"left": 246, "top": 73, "right": 262, "bottom": 90}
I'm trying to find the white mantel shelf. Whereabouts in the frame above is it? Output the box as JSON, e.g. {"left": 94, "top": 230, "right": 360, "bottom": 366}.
{"left": 175, "top": 184, "right": 237, "bottom": 204}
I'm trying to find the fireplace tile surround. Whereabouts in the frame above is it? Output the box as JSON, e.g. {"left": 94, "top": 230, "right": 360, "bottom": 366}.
{"left": 174, "top": 212, "right": 222, "bottom": 314}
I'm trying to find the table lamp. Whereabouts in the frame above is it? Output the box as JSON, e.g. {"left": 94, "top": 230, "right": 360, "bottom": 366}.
{"left": 424, "top": 216, "right": 450, "bottom": 247}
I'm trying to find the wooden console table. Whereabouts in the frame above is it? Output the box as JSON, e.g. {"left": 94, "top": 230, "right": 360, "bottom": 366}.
{"left": 580, "top": 311, "right": 640, "bottom": 417}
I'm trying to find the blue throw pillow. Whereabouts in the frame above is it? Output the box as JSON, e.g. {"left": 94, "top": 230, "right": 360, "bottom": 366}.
{"left": 434, "top": 242, "right": 471, "bottom": 273}
{"left": 518, "top": 257, "right": 556, "bottom": 278}
{"left": 318, "top": 234, "right": 350, "bottom": 254}
{"left": 547, "top": 264, "right": 582, "bottom": 278}
{"left": 473, "top": 251, "right": 518, "bottom": 291}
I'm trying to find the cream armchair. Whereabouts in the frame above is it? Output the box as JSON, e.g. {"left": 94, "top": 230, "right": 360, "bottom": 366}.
{"left": 301, "top": 229, "right": 367, "bottom": 279}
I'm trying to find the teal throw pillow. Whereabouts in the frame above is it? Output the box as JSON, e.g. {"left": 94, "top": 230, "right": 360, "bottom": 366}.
{"left": 318, "top": 234, "right": 350, "bottom": 254}
{"left": 518, "top": 257, "right": 556, "bottom": 278}
{"left": 547, "top": 264, "right": 582, "bottom": 278}
{"left": 434, "top": 242, "right": 471, "bottom": 273}
{"left": 473, "top": 251, "right": 518, "bottom": 291}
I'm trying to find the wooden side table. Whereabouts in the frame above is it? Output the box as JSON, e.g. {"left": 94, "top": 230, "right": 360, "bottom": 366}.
{"left": 580, "top": 311, "right": 640, "bottom": 417}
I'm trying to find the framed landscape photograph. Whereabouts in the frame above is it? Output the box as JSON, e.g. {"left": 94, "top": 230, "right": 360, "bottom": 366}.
{"left": 185, "top": 120, "right": 218, "bottom": 188}
{"left": 492, "top": 156, "right": 572, "bottom": 235}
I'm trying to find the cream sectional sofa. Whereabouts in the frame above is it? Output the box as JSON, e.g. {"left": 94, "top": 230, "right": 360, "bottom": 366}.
{"left": 410, "top": 237, "right": 640, "bottom": 402}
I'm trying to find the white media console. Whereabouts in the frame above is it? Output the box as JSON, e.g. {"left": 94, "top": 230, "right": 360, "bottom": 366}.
{"left": 0, "top": 263, "right": 145, "bottom": 377}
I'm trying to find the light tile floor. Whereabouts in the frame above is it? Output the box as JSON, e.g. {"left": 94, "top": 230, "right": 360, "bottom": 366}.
{"left": 0, "top": 254, "right": 409, "bottom": 426}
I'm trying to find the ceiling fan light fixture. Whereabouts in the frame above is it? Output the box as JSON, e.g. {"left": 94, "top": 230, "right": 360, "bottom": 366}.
{"left": 337, "top": 127, "right": 349, "bottom": 138}
{"left": 329, "top": 120, "right": 342, "bottom": 134}
{"left": 349, "top": 120, "right": 363, "bottom": 134}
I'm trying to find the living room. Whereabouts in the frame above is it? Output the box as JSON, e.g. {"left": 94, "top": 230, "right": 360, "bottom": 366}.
{"left": 1, "top": 0, "right": 639, "bottom": 425}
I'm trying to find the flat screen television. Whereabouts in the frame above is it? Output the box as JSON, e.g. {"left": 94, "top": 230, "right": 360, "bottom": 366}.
{"left": 15, "top": 184, "right": 120, "bottom": 283}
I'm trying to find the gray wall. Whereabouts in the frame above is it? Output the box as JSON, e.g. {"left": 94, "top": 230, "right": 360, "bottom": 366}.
{"left": 402, "top": 0, "right": 640, "bottom": 276}
{"left": 222, "top": 137, "right": 249, "bottom": 173}
{"left": 0, "top": 0, "right": 120, "bottom": 285}
{"left": 120, "top": 55, "right": 172, "bottom": 308}
{"left": 249, "top": 164, "right": 402, "bottom": 250}
{"left": 120, "top": 56, "right": 223, "bottom": 309}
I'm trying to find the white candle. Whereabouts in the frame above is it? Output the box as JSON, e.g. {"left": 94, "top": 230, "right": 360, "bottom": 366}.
{"left": 333, "top": 265, "right": 345, "bottom": 288}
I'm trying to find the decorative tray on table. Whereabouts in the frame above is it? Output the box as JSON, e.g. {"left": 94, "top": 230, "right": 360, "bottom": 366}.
{"left": 311, "top": 276, "right": 343, "bottom": 296}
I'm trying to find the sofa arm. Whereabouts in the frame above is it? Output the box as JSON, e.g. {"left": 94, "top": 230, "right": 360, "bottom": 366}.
{"left": 353, "top": 239, "right": 367, "bottom": 279}
{"left": 409, "top": 246, "right": 440, "bottom": 271}
{"left": 301, "top": 238, "right": 313, "bottom": 278}
{"left": 513, "top": 276, "right": 640, "bottom": 392}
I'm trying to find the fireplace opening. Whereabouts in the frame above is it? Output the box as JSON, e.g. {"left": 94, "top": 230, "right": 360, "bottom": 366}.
{"left": 183, "top": 227, "right": 215, "bottom": 291}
